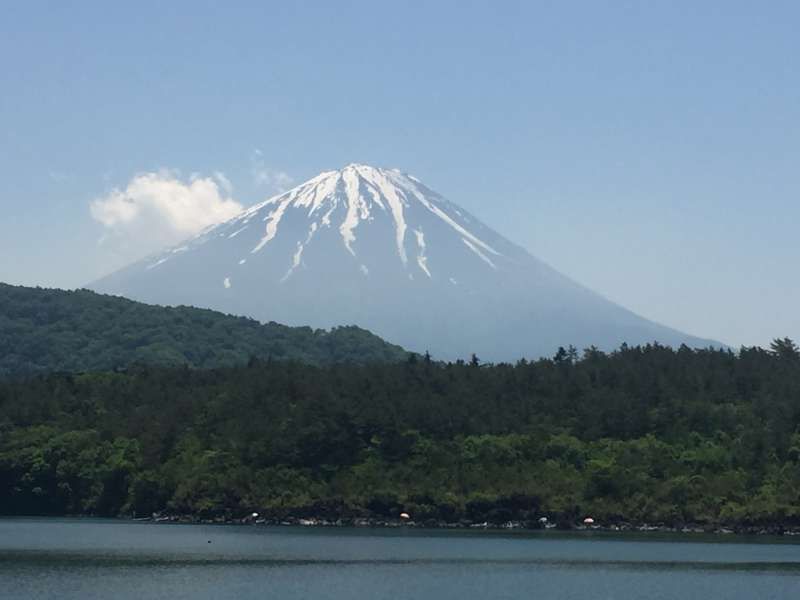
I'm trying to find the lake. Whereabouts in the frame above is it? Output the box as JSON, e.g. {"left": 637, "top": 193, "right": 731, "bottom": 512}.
{"left": 0, "top": 519, "right": 798, "bottom": 599}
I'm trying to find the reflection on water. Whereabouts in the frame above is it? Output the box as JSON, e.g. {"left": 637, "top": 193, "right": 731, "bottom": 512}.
{"left": 1, "top": 519, "right": 798, "bottom": 600}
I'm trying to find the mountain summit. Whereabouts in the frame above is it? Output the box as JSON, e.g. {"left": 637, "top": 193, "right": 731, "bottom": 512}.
{"left": 91, "top": 164, "right": 719, "bottom": 360}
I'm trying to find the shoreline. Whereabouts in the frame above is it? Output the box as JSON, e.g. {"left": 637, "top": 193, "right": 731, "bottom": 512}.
{"left": 117, "top": 514, "right": 800, "bottom": 537}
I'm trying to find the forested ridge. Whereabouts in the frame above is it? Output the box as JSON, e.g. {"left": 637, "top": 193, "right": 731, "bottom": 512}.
{"left": 2, "top": 340, "right": 800, "bottom": 529}
{"left": 0, "top": 283, "right": 407, "bottom": 375}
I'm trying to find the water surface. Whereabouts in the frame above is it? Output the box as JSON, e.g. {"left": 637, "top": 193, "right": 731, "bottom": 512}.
{"left": 1, "top": 518, "right": 798, "bottom": 599}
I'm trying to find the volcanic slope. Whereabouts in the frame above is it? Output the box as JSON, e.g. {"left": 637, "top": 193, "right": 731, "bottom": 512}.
{"left": 91, "top": 164, "right": 720, "bottom": 360}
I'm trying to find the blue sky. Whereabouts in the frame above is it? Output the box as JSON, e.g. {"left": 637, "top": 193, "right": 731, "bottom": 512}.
{"left": 1, "top": 1, "right": 798, "bottom": 348}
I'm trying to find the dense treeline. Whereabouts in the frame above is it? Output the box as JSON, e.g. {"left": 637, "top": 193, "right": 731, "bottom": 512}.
{"left": 0, "top": 283, "right": 407, "bottom": 375}
{"left": 2, "top": 340, "right": 799, "bottom": 527}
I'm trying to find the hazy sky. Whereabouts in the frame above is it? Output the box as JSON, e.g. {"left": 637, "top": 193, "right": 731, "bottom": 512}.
{"left": 1, "top": 1, "right": 798, "bottom": 349}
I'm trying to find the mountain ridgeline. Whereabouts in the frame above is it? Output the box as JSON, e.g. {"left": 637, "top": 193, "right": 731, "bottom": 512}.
{"left": 91, "top": 164, "right": 722, "bottom": 361}
{"left": 0, "top": 283, "right": 407, "bottom": 376}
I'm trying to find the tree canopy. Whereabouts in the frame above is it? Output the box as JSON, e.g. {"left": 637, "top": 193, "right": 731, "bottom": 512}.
{"left": 1, "top": 341, "right": 799, "bottom": 528}
{"left": 0, "top": 283, "right": 407, "bottom": 376}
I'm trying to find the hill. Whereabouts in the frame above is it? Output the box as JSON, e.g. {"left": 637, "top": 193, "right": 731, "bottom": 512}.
{"left": 0, "top": 283, "right": 407, "bottom": 376}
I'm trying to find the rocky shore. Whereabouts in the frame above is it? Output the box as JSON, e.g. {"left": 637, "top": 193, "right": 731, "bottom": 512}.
{"left": 137, "top": 513, "right": 800, "bottom": 537}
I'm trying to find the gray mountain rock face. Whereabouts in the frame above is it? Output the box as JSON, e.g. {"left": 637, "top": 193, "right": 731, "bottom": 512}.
{"left": 91, "top": 164, "right": 720, "bottom": 361}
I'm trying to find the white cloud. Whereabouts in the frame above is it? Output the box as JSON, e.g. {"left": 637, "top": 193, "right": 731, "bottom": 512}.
{"left": 91, "top": 170, "right": 243, "bottom": 260}
{"left": 251, "top": 149, "right": 293, "bottom": 191}
{"left": 213, "top": 171, "right": 233, "bottom": 195}
{"left": 48, "top": 170, "right": 72, "bottom": 183}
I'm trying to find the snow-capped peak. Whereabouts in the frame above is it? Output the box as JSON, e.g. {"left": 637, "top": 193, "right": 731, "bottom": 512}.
{"left": 210, "top": 163, "right": 503, "bottom": 279}
{"left": 92, "top": 163, "right": 723, "bottom": 362}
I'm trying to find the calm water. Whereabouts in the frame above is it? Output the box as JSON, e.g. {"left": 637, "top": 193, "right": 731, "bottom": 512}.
{"left": 1, "top": 519, "right": 799, "bottom": 599}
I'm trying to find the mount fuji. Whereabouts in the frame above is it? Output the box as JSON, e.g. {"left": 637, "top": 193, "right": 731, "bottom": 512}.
{"left": 91, "top": 164, "right": 720, "bottom": 360}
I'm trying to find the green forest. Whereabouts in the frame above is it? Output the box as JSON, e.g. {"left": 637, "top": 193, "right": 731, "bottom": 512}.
{"left": 0, "top": 283, "right": 407, "bottom": 375}
{"left": 2, "top": 338, "right": 800, "bottom": 529}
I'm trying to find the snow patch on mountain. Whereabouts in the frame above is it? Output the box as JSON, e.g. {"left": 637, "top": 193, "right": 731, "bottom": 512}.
{"left": 414, "top": 228, "right": 431, "bottom": 278}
